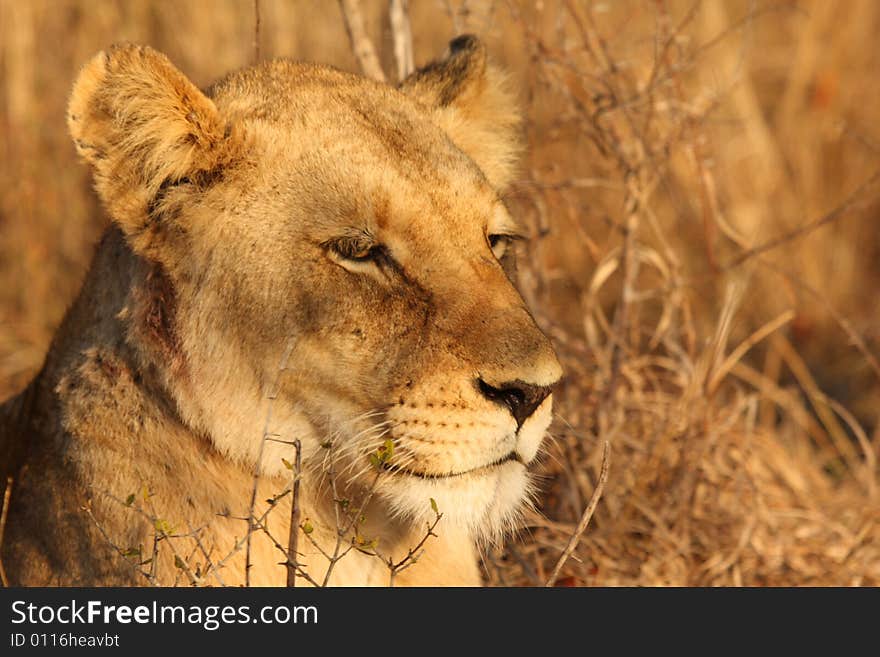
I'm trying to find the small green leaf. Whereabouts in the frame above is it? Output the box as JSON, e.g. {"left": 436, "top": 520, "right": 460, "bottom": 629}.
{"left": 352, "top": 534, "right": 377, "bottom": 554}
{"left": 154, "top": 519, "right": 174, "bottom": 535}
{"left": 121, "top": 547, "right": 141, "bottom": 559}
{"left": 125, "top": 494, "right": 136, "bottom": 507}
{"left": 371, "top": 439, "right": 396, "bottom": 469}
{"left": 301, "top": 521, "right": 314, "bottom": 535}
{"left": 174, "top": 555, "right": 186, "bottom": 570}
{"left": 281, "top": 458, "right": 294, "bottom": 470}
{"left": 430, "top": 498, "right": 439, "bottom": 514}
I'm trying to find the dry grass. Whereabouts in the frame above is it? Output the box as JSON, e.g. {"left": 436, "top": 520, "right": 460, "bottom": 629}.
{"left": 1, "top": 0, "right": 878, "bottom": 586}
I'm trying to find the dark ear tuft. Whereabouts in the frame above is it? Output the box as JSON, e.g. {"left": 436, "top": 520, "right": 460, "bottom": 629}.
{"left": 448, "top": 34, "right": 477, "bottom": 54}
{"left": 400, "top": 36, "right": 522, "bottom": 191}
{"left": 400, "top": 34, "right": 487, "bottom": 108}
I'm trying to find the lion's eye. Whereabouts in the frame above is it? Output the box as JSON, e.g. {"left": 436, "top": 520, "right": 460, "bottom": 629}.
{"left": 328, "top": 237, "right": 382, "bottom": 263}
{"left": 488, "top": 234, "right": 516, "bottom": 260}
{"left": 325, "top": 236, "right": 390, "bottom": 276}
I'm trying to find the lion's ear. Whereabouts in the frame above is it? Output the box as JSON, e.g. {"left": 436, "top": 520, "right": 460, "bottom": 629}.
{"left": 400, "top": 35, "right": 522, "bottom": 191}
{"left": 68, "top": 44, "right": 239, "bottom": 243}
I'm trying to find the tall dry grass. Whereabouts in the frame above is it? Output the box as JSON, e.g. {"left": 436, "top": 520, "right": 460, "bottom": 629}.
{"left": 1, "top": 0, "right": 878, "bottom": 585}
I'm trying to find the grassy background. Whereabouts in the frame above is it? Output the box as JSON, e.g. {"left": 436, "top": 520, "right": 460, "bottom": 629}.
{"left": 1, "top": 0, "right": 878, "bottom": 585}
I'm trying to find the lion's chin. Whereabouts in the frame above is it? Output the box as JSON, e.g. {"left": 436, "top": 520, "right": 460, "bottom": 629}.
{"left": 378, "top": 460, "right": 532, "bottom": 542}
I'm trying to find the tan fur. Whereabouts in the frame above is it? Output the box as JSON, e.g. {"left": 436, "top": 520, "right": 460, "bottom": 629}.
{"left": 0, "top": 39, "right": 561, "bottom": 586}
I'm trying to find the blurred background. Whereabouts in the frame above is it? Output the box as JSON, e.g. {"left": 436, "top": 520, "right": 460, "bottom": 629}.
{"left": 1, "top": 0, "right": 878, "bottom": 585}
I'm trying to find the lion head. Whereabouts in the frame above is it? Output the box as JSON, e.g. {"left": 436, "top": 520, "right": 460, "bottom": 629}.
{"left": 67, "top": 36, "right": 562, "bottom": 545}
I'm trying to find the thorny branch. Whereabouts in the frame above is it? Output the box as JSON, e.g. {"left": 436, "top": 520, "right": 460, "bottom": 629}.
{"left": 286, "top": 439, "right": 302, "bottom": 587}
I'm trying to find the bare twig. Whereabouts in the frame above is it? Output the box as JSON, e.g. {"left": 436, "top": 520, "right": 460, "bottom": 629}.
{"left": 253, "top": 0, "right": 261, "bottom": 64}
{"left": 286, "top": 439, "right": 302, "bottom": 587}
{"left": 545, "top": 441, "right": 610, "bottom": 586}
{"left": 338, "top": 0, "right": 386, "bottom": 82}
{"left": 245, "top": 340, "right": 296, "bottom": 586}
{"left": 320, "top": 469, "right": 381, "bottom": 587}
{"left": 187, "top": 521, "right": 226, "bottom": 587}
{"left": 444, "top": 0, "right": 495, "bottom": 35}
{"left": 389, "top": 0, "right": 414, "bottom": 81}
{"left": 82, "top": 501, "right": 157, "bottom": 586}
{"left": 760, "top": 259, "right": 880, "bottom": 384}
{"left": 212, "top": 486, "right": 292, "bottom": 578}
{"left": 0, "top": 476, "right": 12, "bottom": 586}
{"left": 249, "top": 515, "right": 323, "bottom": 587}
{"left": 384, "top": 506, "right": 443, "bottom": 586}
{"left": 138, "top": 494, "right": 200, "bottom": 587}
{"left": 713, "top": 199, "right": 880, "bottom": 386}
{"left": 601, "top": 213, "right": 638, "bottom": 408}
{"left": 723, "top": 170, "right": 880, "bottom": 271}
{"left": 98, "top": 490, "right": 214, "bottom": 586}
{"left": 706, "top": 309, "right": 795, "bottom": 394}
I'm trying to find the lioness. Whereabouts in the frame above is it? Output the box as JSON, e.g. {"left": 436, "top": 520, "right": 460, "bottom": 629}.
{"left": 0, "top": 36, "right": 561, "bottom": 586}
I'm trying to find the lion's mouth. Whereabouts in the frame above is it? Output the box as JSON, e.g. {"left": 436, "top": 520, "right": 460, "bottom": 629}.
{"left": 382, "top": 451, "right": 524, "bottom": 480}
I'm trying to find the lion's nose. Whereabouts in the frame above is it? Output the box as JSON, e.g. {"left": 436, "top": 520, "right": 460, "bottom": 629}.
{"left": 477, "top": 378, "right": 553, "bottom": 430}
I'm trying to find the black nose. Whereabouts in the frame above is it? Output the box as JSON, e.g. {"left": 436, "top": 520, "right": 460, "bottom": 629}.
{"left": 477, "top": 378, "right": 553, "bottom": 430}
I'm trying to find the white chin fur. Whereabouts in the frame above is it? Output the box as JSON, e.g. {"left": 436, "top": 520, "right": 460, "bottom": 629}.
{"left": 376, "top": 461, "right": 532, "bottom": 542}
